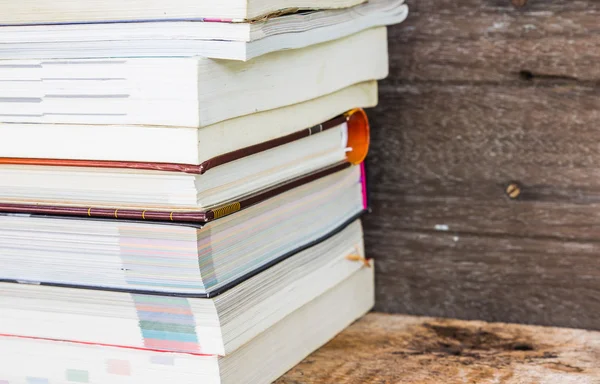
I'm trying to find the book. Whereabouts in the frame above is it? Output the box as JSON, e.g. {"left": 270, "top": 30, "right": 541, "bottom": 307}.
{"left": 0, "top": 27, "right": 388, "bottom": 127}
{"left": 0, "top": 219, "right": 368, "bottom": 356}
{"left": 0, "top": 109, "right": 369, "bottom": 212}
{"left": 0, "top": 0, "right": 366, "bottom": 25}
{"left": 0, "top": 81, "right": 377, "bottom": 164}
{"left": 0, "top": 263, "right": 375, "bottom": 384}
{"left": 0, "top": 1, "right": 392, "bottom": 381}
{"left": 0, "top": 0, "right": 408, "bottom": 61}
{"left": 0, "top": 165, "right": 367, "bottom": 296}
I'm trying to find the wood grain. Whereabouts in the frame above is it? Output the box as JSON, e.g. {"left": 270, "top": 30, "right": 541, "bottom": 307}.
{"left": 366, "top": 0, "right": 600, "bottom": 327}
{"left": 389, "top": 0, "right": 600, "bottom": 82}
{"left": 372, "top": 230, "right": 600, "bottom": 329}
{"left": 367, "top": 84, "right": 600, "bottom": 239}
{"left": 277, "top": 313, "right": 600, "bottom": 384}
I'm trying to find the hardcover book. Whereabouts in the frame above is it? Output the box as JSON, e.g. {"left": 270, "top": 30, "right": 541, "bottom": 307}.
{"left": 0, "top": 82, "right": 378, "bottom": 165}
{"left": 0, "top": 109, "right": 370, "bottom": 216}
{"left": 0, "top": 164, "right": 368, "bottom": 296}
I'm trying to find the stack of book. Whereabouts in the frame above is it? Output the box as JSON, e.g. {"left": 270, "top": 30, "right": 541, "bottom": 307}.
{"left": 0, "top": 0, "right": 407, "bottom": 382}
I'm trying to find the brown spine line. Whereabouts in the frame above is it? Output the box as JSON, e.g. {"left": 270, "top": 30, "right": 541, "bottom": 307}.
{"left": 0, "top": 204, "right": 208, "bottom": 223}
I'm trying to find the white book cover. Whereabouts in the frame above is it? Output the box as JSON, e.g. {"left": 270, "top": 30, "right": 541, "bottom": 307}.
{"left": 0, "top": 0, "right": 366, "bottom": 24}
{"left": 0, "top": 0, "right": 408, "bottom": 61}
{"left": 0, "top": 27, "right": 389, "bottom": 127}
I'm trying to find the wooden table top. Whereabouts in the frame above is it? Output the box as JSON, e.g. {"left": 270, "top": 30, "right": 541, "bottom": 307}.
{"left": 277, "top": 313, "right": 600, "bottom": 383}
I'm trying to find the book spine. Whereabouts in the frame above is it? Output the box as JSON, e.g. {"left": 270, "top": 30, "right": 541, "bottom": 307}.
{"left": 201, "top": 108, "right": 371, "bottom": 173}
{"left": 0, "top": 158, "right": 203, "bottom": 174}
{"left": 0, "top": 204, "right": 208, "bottom": 223}
{"left": 197, "top": 114, "right": 348, "bottom": 174}
{"left": 204, "top": 162, "right": 351, "bottom": 221}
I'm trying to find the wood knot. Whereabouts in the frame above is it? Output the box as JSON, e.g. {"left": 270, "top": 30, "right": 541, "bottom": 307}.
{"left": 511, "top": 0, "right": 527, "bottom": 7}
{"left": 506, "top": 183, "right": 522, "bottom": 199}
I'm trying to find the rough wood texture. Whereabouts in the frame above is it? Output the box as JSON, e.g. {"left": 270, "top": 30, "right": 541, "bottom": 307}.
{"left": 277, "top": 313, "right": 600, "bottom": 384}
{"left": 365, "top": 0, "right": 600, "bottom": 328}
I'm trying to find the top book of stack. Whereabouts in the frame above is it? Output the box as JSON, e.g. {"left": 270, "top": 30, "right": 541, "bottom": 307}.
{"left": 1, "top": 0, "right": 369, "bottom": 23}
{"left": 0, "top": 0, "right": 408, "bottom": 60}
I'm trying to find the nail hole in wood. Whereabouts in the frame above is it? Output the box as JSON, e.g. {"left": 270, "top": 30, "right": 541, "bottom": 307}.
{"left": 519, "top": 70, "right": 534, "bottom": 81}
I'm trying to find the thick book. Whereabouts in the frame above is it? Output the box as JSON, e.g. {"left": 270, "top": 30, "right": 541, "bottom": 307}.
{"left": 0, "top": 0, "right": 408, "bottom": 61}
{"left": 0, "top": 81, "right": 377, "bottom": 165}
{"left": 0, "top": 220, "right": 369, "bottom": 356}
{"left": 0, "top": 0, "right": 365, "bottom": 25}
{"left": 0, "top": 108, "right": 369, "bottom": 214}
{"left": 0, "top": 27, "right": 388, "bottom": 127}
{"left": 0, "top": 264, "right": 375, "bottom": 384}
{"left": 0, "top": 164, "right": 368, "bottom": 296}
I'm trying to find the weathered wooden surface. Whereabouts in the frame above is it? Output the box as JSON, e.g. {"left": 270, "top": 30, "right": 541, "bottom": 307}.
{"left": 364, "top": 0, "right": 600, "bottom": 328}
{"left": 277, "top": 313, "right": 600, "bottom": 384}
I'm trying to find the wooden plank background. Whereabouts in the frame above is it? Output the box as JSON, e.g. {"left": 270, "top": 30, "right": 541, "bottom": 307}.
{"left": 365, "top": 0, "right": 600, "bottom": 329}
{"left": 278, "top": 313, "right": 600, "bottom": 383}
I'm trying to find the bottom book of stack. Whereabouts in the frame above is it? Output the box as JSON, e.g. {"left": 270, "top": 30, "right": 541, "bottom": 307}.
{"left": 0, "top": 220, "right": 374, "bottom": 384}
